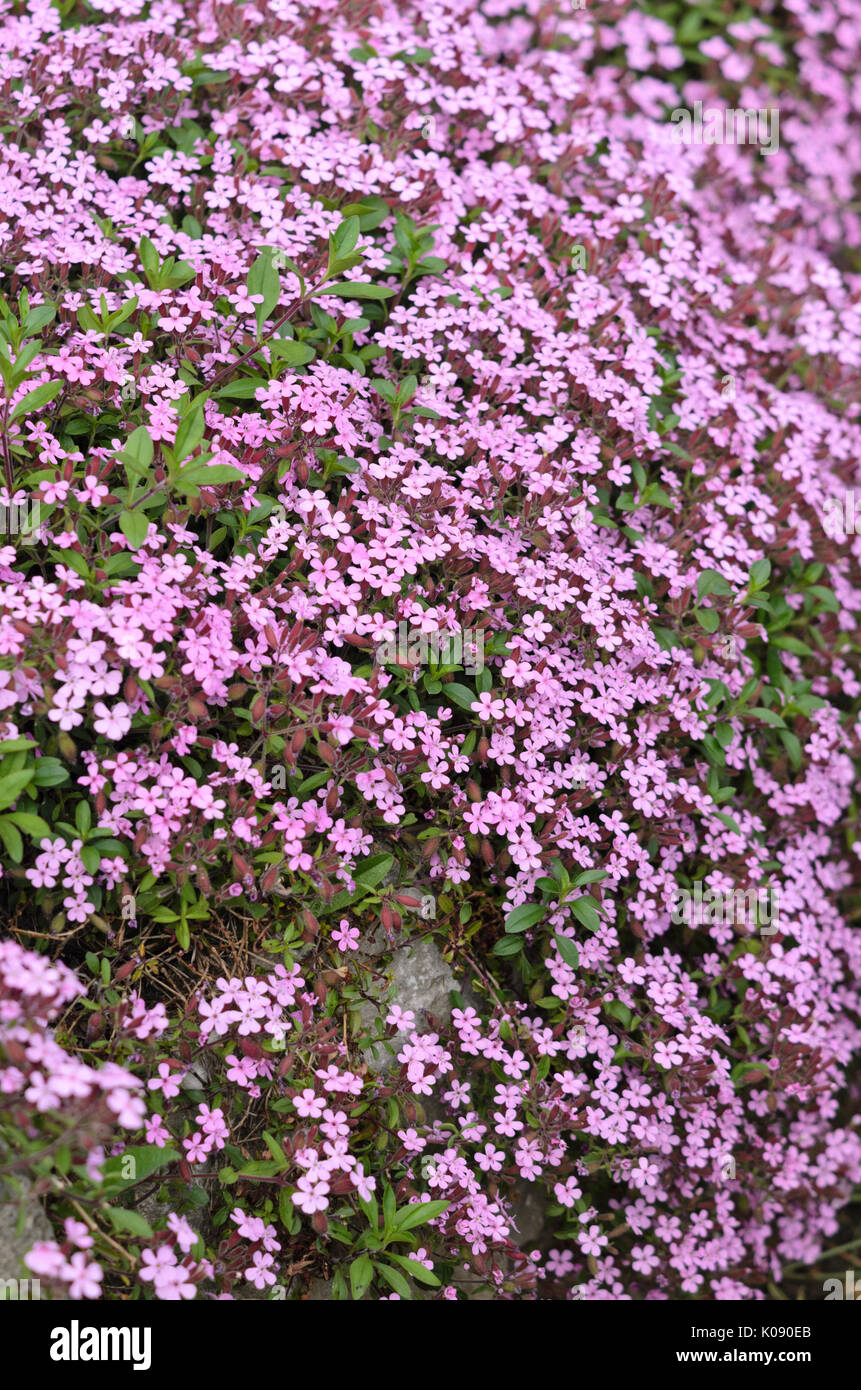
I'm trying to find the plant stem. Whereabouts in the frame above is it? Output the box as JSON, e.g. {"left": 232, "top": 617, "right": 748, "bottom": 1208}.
{"left": 207, "top": 273, "right": 329, "bottom": 392}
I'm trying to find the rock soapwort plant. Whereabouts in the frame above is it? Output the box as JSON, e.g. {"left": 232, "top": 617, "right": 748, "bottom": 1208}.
{"left": 0, "top": 0, "right": 859, "bottom": 1301}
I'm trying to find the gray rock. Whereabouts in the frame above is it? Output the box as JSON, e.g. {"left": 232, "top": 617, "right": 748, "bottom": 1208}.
{"left": 305, "top": 1277, "right": 334, "bottom": 1300}
{"left": 361, "top": 937, "right": 458, "bottom": 1072}
{"left": 507, "top": 1181, "right": 547, "bottom": 1247}
{"left": 0, "top": 1173, "right": 56, "bottom": 1293}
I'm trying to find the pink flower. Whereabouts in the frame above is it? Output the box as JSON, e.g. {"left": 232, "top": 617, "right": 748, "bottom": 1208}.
{"left": 92, "top": 701, "right": 132, "bottom": 740}
{"left": 63, "top": 1252, "right": 103, "bottom": 1299}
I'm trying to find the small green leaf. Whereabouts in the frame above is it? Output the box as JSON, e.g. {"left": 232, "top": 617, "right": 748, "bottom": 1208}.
{"left": 0, "top": 816, "right": 24, "bottom": 862}
{"left": 554, "top": 935, "right": 579, "bottom": 969}
{"left": 329, "top": 216, "right": 361, "bottom": 268}
{"left": 119, "top": 509, "right": 149, "bottom": 550}
{"left": 0, "top": 770, "right": 35, "bottom": 811}
{"left": 492, "top": 936, "right": 523, "bottom": 958}
{"left": 350, "top": 1253, "right": 374, "bottom": 1300}
{"left": 318, "top": 282, "right": 396, "bottom": 300}
{"left": 375, "top": 1263, "right": 412, "bottom": 1298}
{"left": 177, "top": 462, "right": 243, "bottom": 488}
{"left": 749, "top": 558, "right": 771, "bottom": 589}
{"left": 215, "top": 378, "right": 267, "bottom": 399}
{"left": 353, "top": 853, "right": 394, "bottom": 890}
{"left": 174, "top": 400, "right": 208, "bottom": 462}
{"left": 504, "top": 903, "right": 545, "bottom": 934}
{"left": 3, "top": 812, "right": 50, "bottom": 838}
{"left": 440, "top": 683, "right": 477, "bottom": 711}
{"left": 694, "top": 608, "right": 720, "bottom": 633}
{"left": 262, "top": 1131, "right": 288, "bottom": 1170}
{"left": 697, "top": 569, "right": 735, "bottom": 599}
{"left": 105, "top": 1207, "right": 154, "bottom": 1239}
{"left": 747, "top": 706, "right": 786, "bottom": 728}
{"left": 389, "top": 1200, "right": 449, "bottom": 1231}
{"left": 569, "top": 896, "right": 602, "bottom": 933}
{"left": 778, "top": 728, "right": 802, "bottom": 768}
{"left": 11, "top": 380, "right": 63, "bottom": 421}
{"left": 389, "top": 1254, "right": 441, "bottom": 1286}
{"left": 247, "top": 251, "right": 282, "bottom": 333}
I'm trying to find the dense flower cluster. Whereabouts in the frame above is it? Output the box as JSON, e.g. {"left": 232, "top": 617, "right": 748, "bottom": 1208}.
{"left": 0, "top": 939, "right": 145, "bottom": 1179}
{"left": 0, "top": 0, "right": 858, "bottom": 1300}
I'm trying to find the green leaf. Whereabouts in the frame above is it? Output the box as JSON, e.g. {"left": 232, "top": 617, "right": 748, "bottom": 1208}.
{"left": 778, "top": 728, "right": 802, "bottom": 769}
{"left": 0, "top": 816, "right": 24, "bottom": 862}
{"left": 389, "top": 1200, "right": 449, "bottom": 1231}
{"left": 747, "top": 706, "right": 786, "bottom": 728}
{"left": 262, "top": 1131, "right": 288, "bottom": 1170}
{"left": 554, "top": 934, "right": 579, "bottom": 968}
{"left": 375, "top": 1263, "right": 412, "bottom": 1298}
{"left": 101, "top": 1145, "right": 180, "bottom": 1191}
{"left": 174, "top": 400, "right": 208, "bottom": 461}
{"left": 370, "top": 377, "right": 397, "bottom": 404}
{"left": 569, "top": 896, "right": 602, "bottom": 933}
{"left": 504, "top": 903, "right": 545, "bottom": 934}
{"left": 32, "top": 758, "right": 68, "bottom": 787}
{"left": 237, "top": 1159, "right": 283, "bottom": 1178}
{"left": 52, "top": 548, "right": 89, "bottom": 578}
{"left": 329, "top": 216, "right": 360, "bottom": 268}
{"left": 269, "top": 338, "right": 316, "bottom": 367}
{"left": 215, "top": 378, "right": 267, "bottom": 399}
{"left": 605, "top": 999, "right": 633, "bottom": 1026}
{"left": 177, "top": 462, "right": 243, "bottom": 488}
{"left": 22, "top": 304, "right": 56, "bottom": 337}
{"left": 0, "top": 770, "right": 35, "bottom": 811}
{"left": 119, "top": 509, "right": 149, "bottom": 550}
{"left": 808, "top": 585, "right": 839, "bottom": 612}
{"left": 382, "top": 1184, "right": 396, "bottom": 1229}
{"left": 772, "top": 635, "right": 814, "bottom": 657}
{"left": 572, "top": 869, "right": 608, "bottom": 887}
{"left": 439, "top": 683, "right": 477, "bottom": 711}
{"left": 389, "top": 1254, "right": 441, "bottom": 1287}
{"left": 694, "top": 608, "right": 720, "bottom": 633}
{"left": 358, "top": 1194, "right": 379, "bottom": 1230}
{"left": 105, "top": 1207, "right": 154, "bottom": 1239}
{"left": 120, "top": 426, "right": 154, "bottom": 476}
{"left": 697, "top": 569, "right": 734, "bottom": 599}
{"left": 278, "top": 1188, "right": 293, "bottom": 1228}
{"left": 749, "top": 558, "right": 771, "bottom": 589}
{"left": 353, "top": 853, "right": 394, "bottom": 890}
{"left": 10, "top": 380, "right": 63, "bottom": 421}
{"left": 80, "top": 844, "right": 100, "bottom": 875}
{"left": 318, "top": 283, "right": 396, "bottom": 300}
{"left": 349, "top": 1253, "right": 374, "bottom": 1300}
{"left": 76, "top": 305, "right": 100, "bottom": 332}
{"left": 247, "top": 251, "right": 282, "bottom": 333}
{"left": 138, "top": 236, "right": 159, "bottom": 277}
{"left": 492, "top": 935, "right": 523, "bottom": 957}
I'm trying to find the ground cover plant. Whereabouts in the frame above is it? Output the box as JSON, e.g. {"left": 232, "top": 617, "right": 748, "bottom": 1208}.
{"left": 0, "top": 0, "right": 859, "bottom": 1302}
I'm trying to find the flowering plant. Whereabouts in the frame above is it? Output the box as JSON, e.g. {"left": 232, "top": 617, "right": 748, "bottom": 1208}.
{"left": 0, "top": 0, "right": 859, "bottom": 1300}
